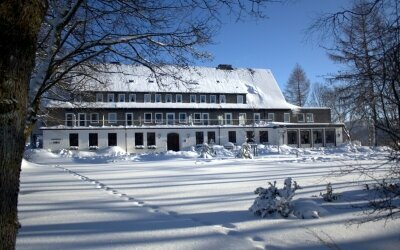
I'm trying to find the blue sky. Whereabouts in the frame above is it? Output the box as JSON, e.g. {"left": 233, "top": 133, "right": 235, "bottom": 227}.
{"left": 199, "top": 0, "right": 351, "bottom": 90}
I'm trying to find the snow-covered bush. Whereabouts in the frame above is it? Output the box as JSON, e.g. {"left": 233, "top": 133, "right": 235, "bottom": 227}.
{"left": 321, "top": 183, "right": 339, "bottom": 202}
{"left": 237, "top": 142, "right": 253, "bottom": 159}
{"left": 249, "top": 177, "right": 301, "bottom": 218}
{"left": 199, "top": 143, "right": 215, "bottom": 159}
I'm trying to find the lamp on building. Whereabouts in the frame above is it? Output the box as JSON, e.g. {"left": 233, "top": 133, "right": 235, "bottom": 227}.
{"left": 187, "top": 133, "right": 190, "bottom": 138}
{"left": 157, "top": 133, "right": 161, "bottom": 139}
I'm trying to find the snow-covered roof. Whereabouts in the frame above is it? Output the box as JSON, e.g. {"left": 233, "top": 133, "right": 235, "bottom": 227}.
{"left": 52, "top": 65, "right": 299, "bottom": 109}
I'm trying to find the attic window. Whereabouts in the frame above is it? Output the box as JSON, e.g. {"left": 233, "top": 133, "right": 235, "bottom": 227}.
{"left": 148, "top": 79, "right": 154, "bottom": 83}
{"left": 216, "top": 80, "right": 220, "bottom": 83}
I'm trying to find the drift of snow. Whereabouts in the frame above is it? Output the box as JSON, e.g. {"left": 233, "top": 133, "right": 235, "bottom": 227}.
{"left": 17, "top": 144, "right": 400, "bottom": 250}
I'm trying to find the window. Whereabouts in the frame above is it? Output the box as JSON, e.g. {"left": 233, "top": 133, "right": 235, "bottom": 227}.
{"left": 200, "top": 95, "right": 206, "bottom": 103}
{"left": 147, "top": 132, "right": 156, "bottom": 146}
{"left": 135, "top": 133, "right": 144, "bottom": 146}
{"left": 313, "top": 130, "right": 323, "bottom": 144}
{"left": 65, "top": 113, "right": 75, "bottom": 126}
{"left": 246, "top": 131, "right": 255, "bottom": 143}
{"left": 284, "top": 113, "right": 290, "bottom": 123}
{"left": 196, "top": 132, "right": 204, "bottom": 145}
{"left": 228, "top": 131, "right": 236, "bottom": 143}
{"left": 260, "top": 131, "right": 268, "bottom": 144}
{"left": 90, "top": 113, "right": 99, "bottom": 123}
{"left": 190, "top": 95, "right": 196, "bottom": 103}
{"left": 108, "top": 113, "right": 117, "bottom": 124}
{"left": 220, "top": 95, "right": 226, "bottom": 103}
{"left": 300, "top": 130, "right": 311, "bottom": 144}
{"left": 165, "top": 94, "right": 172, "bottom": 103}
{"left": 253, "top": 113, "right": 261, "bottom": 123}
{"left": 239, "top": 113, "right": 246, "bottom": 125}
{"left": 144, "top": 94, "right": 151, "bottom": 103}
{"left": 179, "top": 112, "right": 187, "bottom": 123}
{"left": 208, "top": 131, "right": 216, "bottom": 144}
{"left": 96, "top": 93, "right": 103, "bottom": 102}
{"left": 108, "top": 133, "right": 117, "bottom": 146}
{"left": 325, "top": 130, "right": 335, "bottom": 144}
{"left": 128, "top": 94, "right": 136, "bottom": 102}
{"left": 89, "top": 133, "right": 98, "bottom": 147}
{"left": 287, "top": 130, "right": 298, "bottom": 145}
{"left": 210, "top": 95, "right": 216, "bottom": 103}
{"left": 202, "top": 113, "right": 209, "bottom": 125}
{"left": 155, "top": 113, "right": 163, "bottom": 124}
{"left": 237, "top": 95, "right": 244, "bottom": 104}
{"left": 144, "top": 113, "right": 152, "bottom": 123}
{"left": 107, "top": 93, "right": 114, "bottom": 102}
{"left": 194, "top": 113, "right": 201, "bottom": 123}
{"left": 224, "top": 113, "right": 232, "bottom": 125}
{"left": 155, "top": 94, "right": 161, "bottom": 103}
{"left": 166, "top": 113, "right": 175, "bottom": 125}
{"left": 218, "top": 115, "right": 224, "bottom": 125}
{"left": 69, "top": 133, "right": 79, "bottom": 147}
{"left": 118, "top": 94, "right": 125, "bottom": 102}
{"left": 78, "top": 113, "right": 86, "bottom": 126}
{"left": 268, "top": 113, "right": 275, "bottom": 122}
{"left": 176, "top": 94, "right": 182, "bottom": 103}
{"left": 306, "top": 113, "right": 314, "bottom": 123}
{"left": 125, "top": 113, "right": 133, "bottom": 126}
{"left": 297, "top": 113, "right": 305, "bottom": 122}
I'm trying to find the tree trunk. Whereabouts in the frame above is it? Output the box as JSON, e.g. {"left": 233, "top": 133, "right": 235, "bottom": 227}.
{"left": 0, "top": 1, "right": 46, "bottom": 249}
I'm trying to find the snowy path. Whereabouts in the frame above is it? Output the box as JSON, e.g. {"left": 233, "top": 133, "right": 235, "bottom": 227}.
{"left": 17, "top": 162, "right": 258, "bottom": 250}
{"left": 17, "top": 148, "right": 400, "bottom": 249}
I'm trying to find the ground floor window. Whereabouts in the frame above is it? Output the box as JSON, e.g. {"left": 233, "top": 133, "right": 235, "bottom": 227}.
{"left": 287, "top": 130, "right": 298, "bottom": 145}
{"left": 246, "top": 131, "right": 255, "bottom": 143}
{"left": 147, "top": 132, "right": 156, "bottom": 146}
{"left": 228, "top": 131, "right": 236, "bottom": 143}
{"left": 300, "top": 130, "right": 311, "bottom": 144}
{"left": 135, "top": 133, "right": 144, "bottom": 146}
{"left": 108, "top": 133, "right": 117, "bottom": 146}
{"left": 69, "top": 133, "right": 79, "bottom": 147}
{"left": 325, "top": 130, "right": 335, "bottom": 144}
{"left": 89, "top": 133, "right": 98, "bottom": 147}
{"left": 208, "top": 131, "right": 216, "bottom": 144}
{"left": 196, "top": 131, "right": 204, "bottom": 145}
{"left": 260, "top": 131, "right": 268, "bottom": 144}
{"left": 313, "top": 130, "right": 323, "bottom": 144}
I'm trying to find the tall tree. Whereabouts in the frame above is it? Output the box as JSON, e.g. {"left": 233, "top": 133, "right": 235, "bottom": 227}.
{"left": 0, "top": 0, "right": 270, "bottom": 248}
{"left": 284, "top": 63, "right": 310, "bottom": 106}
{"left": 311, "top": 0, "right": 400, "bottom": 221}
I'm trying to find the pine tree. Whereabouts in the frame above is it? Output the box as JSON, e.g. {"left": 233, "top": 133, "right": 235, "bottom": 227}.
{"left": 284, "top": 64, "right": 310, "bottom": 106}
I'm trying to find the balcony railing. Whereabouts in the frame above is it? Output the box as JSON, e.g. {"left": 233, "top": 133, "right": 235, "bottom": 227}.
{"left": 48, "top": 118, "right": 275, "bottom": 128}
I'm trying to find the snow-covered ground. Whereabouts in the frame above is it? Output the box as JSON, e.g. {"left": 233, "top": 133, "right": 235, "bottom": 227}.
{"left": 17, "top": 145, "right": 400, "bottom": 249}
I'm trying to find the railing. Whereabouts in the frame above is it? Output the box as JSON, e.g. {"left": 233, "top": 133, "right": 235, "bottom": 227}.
{"left": 47, "top": 118, "right": 275, "bottom": 127}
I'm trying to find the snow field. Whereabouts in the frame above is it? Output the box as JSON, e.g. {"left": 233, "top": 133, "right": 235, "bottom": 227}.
{"left": 17, "top": 145, "right": 400, "bottom": 249}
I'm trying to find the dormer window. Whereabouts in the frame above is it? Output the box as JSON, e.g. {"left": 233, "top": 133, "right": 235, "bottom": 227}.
{"left": 190, "top": 95, "right": 196, "bottom": 103}
{"left": 200, "top": 95, "right": 206, "bottom": 103}
{"left": 96, "top": 93, "right": 103, "bottom": 102}
{"left": 144, "top": 94, "right": 151, "bottom": 103}
{"left": 220, "top": 95, "right": 226, "bottom": 103}
{"left": 118, "top": 94, "right": 125, "bottom": 102}
{"left": 155, "top": 94, "right": 161, "bottom": 103}
{"left": 129, "top": 94, "right": 136, "bottom": 102}
{"left": 306, "top": 113, "right": 314, "bottom": 123}
{"left": 237, "top": 95, "right": 244, "bottom": 104}
{"left": 210, "top": 95, "right": 216, "bottom": 103}
{"left": 176, "top": 94, "right": 182, "bottom": 103}
{"left": 107, "top": 93, "right": 114, "bottom": 102}
{"left": 297, "top": 113, "right": 305, "bottom": 122}
{"left": 165, "top": 94, "right": 172, "bottom": 103}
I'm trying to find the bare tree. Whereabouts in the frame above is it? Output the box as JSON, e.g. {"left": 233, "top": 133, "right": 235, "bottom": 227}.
{"left": 311, "top": 0, "right": 400, "bottom": 222}
{"left": 284, "top": 63, "right": 310, "bottom": 106}
{"left": 0, "top": 0, "right": 271, "bottom": 248}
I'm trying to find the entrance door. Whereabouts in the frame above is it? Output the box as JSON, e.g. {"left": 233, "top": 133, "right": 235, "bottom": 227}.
{"left": 167, "top": 133, "right": 180, "bottom": 151}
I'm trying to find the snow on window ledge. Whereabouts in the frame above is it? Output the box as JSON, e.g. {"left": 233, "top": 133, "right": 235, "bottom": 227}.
{"left": 135, "top": 145, "right": 145, "bottom": 149}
